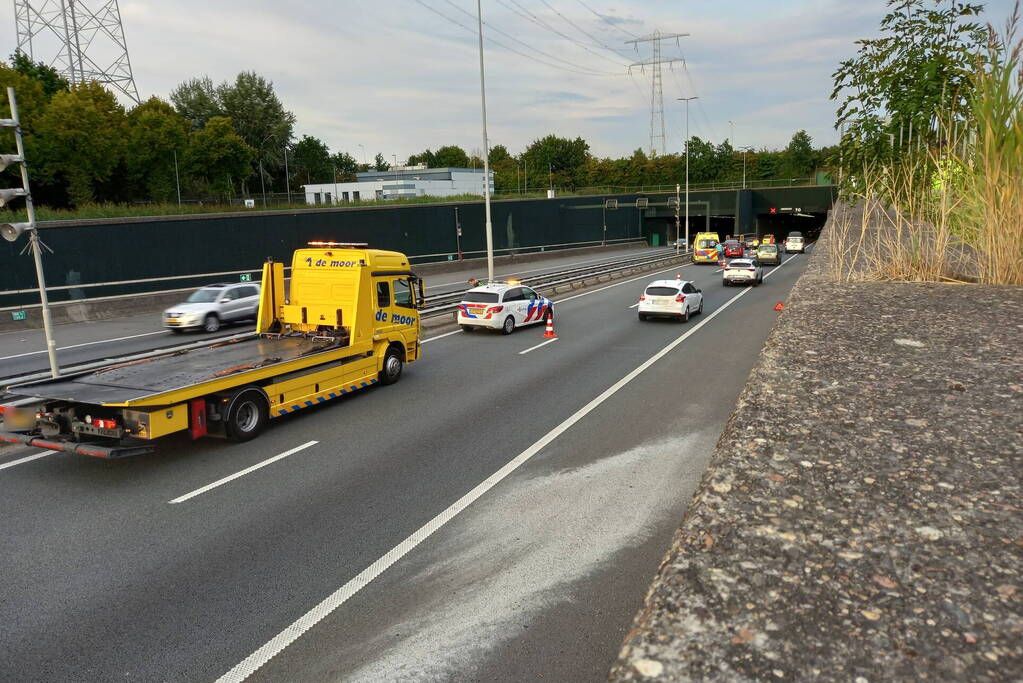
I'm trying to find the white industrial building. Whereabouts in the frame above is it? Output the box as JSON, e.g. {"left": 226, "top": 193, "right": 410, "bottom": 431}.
{"left": 302, "top": 166, "right": 494, "bottom": 204}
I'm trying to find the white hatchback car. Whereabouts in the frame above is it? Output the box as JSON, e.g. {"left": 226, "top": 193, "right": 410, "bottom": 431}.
{"left": 638, "top": 279, "right": 704, "bottom": 322}
{"left": 722, "top": 258, "right": 764, "bottom": 286}
{"left": 457, "top": 282, "right": 554, "bottom": 334}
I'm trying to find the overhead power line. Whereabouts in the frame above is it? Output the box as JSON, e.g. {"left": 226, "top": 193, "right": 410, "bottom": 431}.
{"left": 498, "top": 0, "right": 627, "bottom": 67}
{"left": 537, "top": 0, "right": 634, "bottom": 61}
{"left": 574, "top": 0, "right": 639, "bottom": 39}
{"left": 413, "top": 0, "right": 617, "bottom": 76}
{"left": 441, "top": 0, "right": 616, "bottom": 75}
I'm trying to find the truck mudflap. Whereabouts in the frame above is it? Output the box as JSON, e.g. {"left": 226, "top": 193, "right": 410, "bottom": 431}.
{"left": 0, "top": 431, "right": 155, "bottom": 458}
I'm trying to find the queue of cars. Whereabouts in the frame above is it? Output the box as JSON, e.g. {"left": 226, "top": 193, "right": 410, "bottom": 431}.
{"left": 448, "top": 230, "right": 807, "bottom": 333}
{"left": 164, "top": 230, "right": 804, "bottom": 339}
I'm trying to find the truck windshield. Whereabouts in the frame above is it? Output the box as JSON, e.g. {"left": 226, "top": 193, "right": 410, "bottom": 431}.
{"left": 186, "top": 288, "right": 222, "bottom": 303}
{"left": 462, "top": 292, "right": 499, "bottom": 303}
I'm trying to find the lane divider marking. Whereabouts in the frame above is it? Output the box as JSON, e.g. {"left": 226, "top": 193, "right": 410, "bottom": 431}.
{"left": 0, "top": 330, "right": 169, "bottom": 361}
{"left": 168, "top": 441, "right": 318, "bottom": 504}
{"left": 518, "top": 338, "right": 558, "bottom": 355}
{"left": 0, "top": 449, "right": 57, "bottom": 471}
{"left": 213, "top": 252, "right": 802, "bottom": 682}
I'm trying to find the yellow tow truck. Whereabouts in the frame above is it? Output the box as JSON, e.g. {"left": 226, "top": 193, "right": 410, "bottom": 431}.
{"left": 0, "top": 242, "right": 424, "bottom": 457}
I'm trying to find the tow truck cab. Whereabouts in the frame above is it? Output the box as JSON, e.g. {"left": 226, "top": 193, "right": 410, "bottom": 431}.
{"left": 0, "top": 243, "right": 426, "bottom": 457}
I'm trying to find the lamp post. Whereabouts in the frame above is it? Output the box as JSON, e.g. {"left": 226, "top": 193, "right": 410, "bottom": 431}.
{"left": 679, "top": 96, "right": 698, "bottom": 252}
{"left": 284, "top": 144, "right": 290, "bottom": 202}
{"left": 476, "top": 0, "right": 495, "bottom": 283}
{"left": 738, "top": 145, "right": 753, "bottom": 189}
{"left": 1, "top": 87, "right": 58, "bottom": 378}
{"left": 173, "top": 149, "right": 181, "bottom": 205}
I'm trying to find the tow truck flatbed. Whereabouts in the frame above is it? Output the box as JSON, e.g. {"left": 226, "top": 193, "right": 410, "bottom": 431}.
{"left": 8, "top": 334, "right": 345, "bottom": 406}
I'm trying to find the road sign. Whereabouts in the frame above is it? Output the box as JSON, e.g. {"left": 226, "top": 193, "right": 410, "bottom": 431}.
{"left": 239, "top": 273, "right": 253, "bottom": 282}
{"left": 11, "top": 310, "right": 26, "bottom": 321}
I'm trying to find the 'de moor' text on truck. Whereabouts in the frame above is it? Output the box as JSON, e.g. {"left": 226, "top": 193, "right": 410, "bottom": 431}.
{"left": 0, "top": 242, "right": 425, "bottom": 457}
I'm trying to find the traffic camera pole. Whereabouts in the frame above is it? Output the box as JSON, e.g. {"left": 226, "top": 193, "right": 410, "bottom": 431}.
{"left": 8, "top": 87, "right": 58, "bottom": 378}
{"left": 476, "top": 0, "right": 495, "bottom": 283}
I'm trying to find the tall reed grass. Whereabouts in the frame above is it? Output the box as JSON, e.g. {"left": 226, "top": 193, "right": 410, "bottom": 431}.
{"left": 828, "top": 5, "right": 1023, "bottom": 285}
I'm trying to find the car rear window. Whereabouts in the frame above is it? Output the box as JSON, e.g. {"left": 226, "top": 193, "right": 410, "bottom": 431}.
{"left": 729, "top": 260, "right": 753, "bottom": 267}
{"left": 462, "top": 292, "right": 500, "bottom": 303}
{"left": 645, "top": 286, "right": 679, "bottom": 296}
{"left": 758, "top": 245, "right": 778, "bottom": 252}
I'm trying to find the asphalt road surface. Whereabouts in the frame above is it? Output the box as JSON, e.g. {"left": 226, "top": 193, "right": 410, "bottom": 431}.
{"left": 0, "top": 245, "right": 669, "bottom": 381}
{"left": 0, "top": 247, "right": 811, "bottom": 682}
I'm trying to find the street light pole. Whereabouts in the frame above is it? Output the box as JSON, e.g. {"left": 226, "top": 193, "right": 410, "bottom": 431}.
{"left": 738, "top": 146, "right": 753, "bottom": 190}
{"left": 2, "top": 87, "right": 58, "bottom": 378}
{"left": 679, "top": 96, "right": 698, "bottom": 252}
{"left": 259, "top": 159, "right": 267, "bottom": 207}
{"left": 284, "top": 145, "right": 290, "bottom": 202}
{"left": 173, "top": 149, "right": 181, "bottom": 205}
{"left": 476, "top": 0, "right": 495, "bottom": 283}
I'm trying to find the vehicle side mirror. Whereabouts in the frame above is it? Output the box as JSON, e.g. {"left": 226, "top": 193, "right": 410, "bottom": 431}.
{"left": 696, "top": 288, "right": 702, "bottom": 293}
{"left": 219, "top": 297, "right": 230, "bottom": 303}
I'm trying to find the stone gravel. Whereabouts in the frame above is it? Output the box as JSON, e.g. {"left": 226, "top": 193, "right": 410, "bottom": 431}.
{"left": 610, "top": 222, "right": 1023, "bottom": 681}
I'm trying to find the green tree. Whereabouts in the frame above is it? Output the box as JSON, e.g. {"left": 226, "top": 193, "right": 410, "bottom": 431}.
{"left": 33, "top": 82, "right": 127, "bottom": 205}
{"left": 331, "top": 151, "right": 359, "bottom": 181}
{"left": 522, "top": 135, "right": 590, "bottom": 189}
{"left": 169, "top": 76, "right": 220, "bottom": 130}
{"left": 9, "top": 51, "right": 68, "bottom": 98}
{"left": 183, "top": 116, "right": 254, "bottom": 198}
{"left": 374, "top": 152, "right": 389, "bottom": 171}
{"left": 407, "top": 149, "right": 437, "bottom": 167}
{"left": 125, "top": 97, "right": 189, "bottom": 202}
{"left": 291, "top": 135, "right": 332, "bottom": 184}
{"left": 432, "top": 144, "right": 470, "bottom": 167}
{"left": 831, "top": 0, "right": 987, "bottom": 169}
{"left": 217, "top": 71, "right": 295, "bottom": 172}
{"left": 779, "top": 130, "right": 816, "bottom": 179}
{"left": 488, "top": 144, "right": 512, "bottom": 166}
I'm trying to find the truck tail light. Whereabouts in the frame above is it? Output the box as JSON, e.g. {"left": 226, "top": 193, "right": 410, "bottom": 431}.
{"left": 92, "top": 418, "right": 117, "bottom": 430}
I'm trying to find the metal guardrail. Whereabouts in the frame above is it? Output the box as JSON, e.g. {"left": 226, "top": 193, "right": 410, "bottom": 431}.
{"left": 419, "top": 248, "right": 691, "bottom": 316}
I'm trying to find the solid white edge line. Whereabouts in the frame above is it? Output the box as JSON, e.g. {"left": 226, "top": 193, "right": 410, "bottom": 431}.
{"left": 0, "top": 449, "right": 56, "bottom": 470}
{"left": 168, "top": 441, "right": 318, "bottom": 504}
{"left": 0, "top": 330, "right": 169, "bottom": 361}
{"left": 518, "top": 338, "right": 558, "bottom": 355}
{"left": 214, "top": 252, "right": 803, "bottom": 682}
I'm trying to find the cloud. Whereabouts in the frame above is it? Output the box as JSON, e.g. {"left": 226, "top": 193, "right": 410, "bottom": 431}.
{"left": 2, "top": 0, "right": 1016, "bottom": 159}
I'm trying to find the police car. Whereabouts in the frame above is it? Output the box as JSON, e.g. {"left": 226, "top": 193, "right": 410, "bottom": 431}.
{"left": 637, "top": 278, "right": 704, "bottom": 322}
{"left": 457, "top": 281, "right": 554, "bottom": 334}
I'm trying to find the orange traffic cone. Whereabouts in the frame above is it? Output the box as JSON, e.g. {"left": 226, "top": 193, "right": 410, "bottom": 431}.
{"left": 543, "top": 315, "right": 557, "bottom": 338}
{"left": 774, "top": 301, "right": 785, "bottom": 311}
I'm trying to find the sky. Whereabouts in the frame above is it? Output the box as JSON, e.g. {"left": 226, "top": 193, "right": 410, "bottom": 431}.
{"left": 1, "top": 0, "right": 1016, "bottom": 162}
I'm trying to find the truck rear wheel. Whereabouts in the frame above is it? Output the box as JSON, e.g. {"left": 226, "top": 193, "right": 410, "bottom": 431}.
{"left": 379, "top": 346, "right": 403, "bottom": 385}
{"left": 225, "top": 389, "right": 268, "bottom": 441}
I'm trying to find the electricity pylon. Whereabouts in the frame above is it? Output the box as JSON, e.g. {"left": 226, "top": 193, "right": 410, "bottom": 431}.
{"left": 627, "top": 30, "right": 689, "bottom": 156}
{"left": 14, "top": 0, "right": 141, "bottom": 103}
